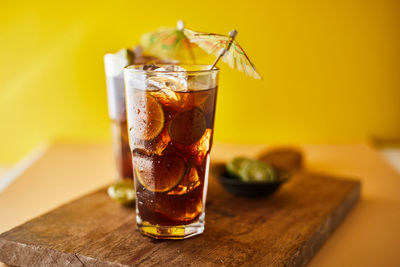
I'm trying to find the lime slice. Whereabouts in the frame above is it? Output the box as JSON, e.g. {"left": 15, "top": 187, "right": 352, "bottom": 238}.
{"left": 130, "top": 93, "right": 165, "bottom": 141}
{"left": 134, "top": 154, "right": 186, "bottom": 193}
{"left": 168, "top": 108, "right": 206, "bottom": 145}
{"left": 107, "top": 180, "right": 135, "bottom": 205}
{"left": 239, "top": 160, "right": 276, "bottom": 182}
{"left": 227, "top": 157, "right": 276, "bottom": 182}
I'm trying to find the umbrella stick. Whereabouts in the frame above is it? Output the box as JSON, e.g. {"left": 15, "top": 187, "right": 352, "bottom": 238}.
{"left": 210, "top": 30, "right": 238, "bottom": 69}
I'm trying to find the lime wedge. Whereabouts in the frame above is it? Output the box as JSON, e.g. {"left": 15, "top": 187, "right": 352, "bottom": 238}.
{"left": 107, "top": 180, "right": 135, "bottom": 205}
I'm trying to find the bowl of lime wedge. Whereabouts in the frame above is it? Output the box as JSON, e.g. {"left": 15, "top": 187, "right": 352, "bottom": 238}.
{"left": 214, "top": 157, "right": 291, "bottom": 197}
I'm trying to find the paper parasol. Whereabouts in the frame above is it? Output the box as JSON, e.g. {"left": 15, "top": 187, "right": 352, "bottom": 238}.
{"left": 183, "top": 28, "right": 262, "bottom": 79}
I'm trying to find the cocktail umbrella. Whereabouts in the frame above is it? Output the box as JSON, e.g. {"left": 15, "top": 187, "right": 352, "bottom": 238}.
{"left": 183, "top": 28, "right": 262, "bottom": 79}
{"left": 141, "top": 20, "right": 198, "bottom": 63}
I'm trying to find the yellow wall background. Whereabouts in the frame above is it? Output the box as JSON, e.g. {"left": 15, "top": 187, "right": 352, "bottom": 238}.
{"left": 1, "top": 0, "right": 399, "bottom": 163}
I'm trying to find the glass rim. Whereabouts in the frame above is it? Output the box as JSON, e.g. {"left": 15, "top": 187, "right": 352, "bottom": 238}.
{"left": 124, "top": 64, "right": 220, "bottom": 75}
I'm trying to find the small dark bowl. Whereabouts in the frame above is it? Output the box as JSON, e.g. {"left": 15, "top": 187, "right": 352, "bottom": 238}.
{"left": 212, "top": 163, "right": 290, "bottom": 197}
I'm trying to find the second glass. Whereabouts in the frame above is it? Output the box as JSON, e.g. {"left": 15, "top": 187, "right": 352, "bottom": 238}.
{"left": 104, "top": 51, "right": 133, "bottom": 181}
{"left": 124, "top": 64, "right": 219, "bottom": 239}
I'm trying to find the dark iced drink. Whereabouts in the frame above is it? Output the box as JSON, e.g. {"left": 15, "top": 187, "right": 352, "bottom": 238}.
{"left": 124, "top": 64, "right": 219, "bottom": 239}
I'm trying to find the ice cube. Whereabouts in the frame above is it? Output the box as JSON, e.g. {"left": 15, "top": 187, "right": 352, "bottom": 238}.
{"left": 142, "top": 64, "right": 158, "bottom": 71}
{"left": 191, "top": 129, "right": 212, "bottom": 165}
{"left": 187, "top": 73, "right": 214, "bottom": 90}
{"left": 175, "top": 129, "right": 212, "bottom": 166}
{"left": 147, "top": 73, "right": 190, "bottom": 111}
{"left": 147, "top": 76, "right": 185, "bottom": 93}
{"left": 168, "top": 166, "right": 201, "bottom": 195}
{"left": 151, "top": 65, "right": 188, "bottom": 91}
{"left": 130, "top": 128, "right": 171, "bottom": 156}
{"left": 154, "top": 65, "right": 186, "bottom": 72}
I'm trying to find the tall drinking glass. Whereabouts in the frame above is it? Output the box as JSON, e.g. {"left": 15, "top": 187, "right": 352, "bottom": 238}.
{"left": 104, "top": 51, "right": 133, "bottom": 181}
{"left": 124, "top": 65, "right": 219, "bottom": 239}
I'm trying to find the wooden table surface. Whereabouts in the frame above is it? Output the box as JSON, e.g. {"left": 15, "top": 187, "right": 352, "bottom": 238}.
{"left": 1, "top": 143, "right": 400, "bottom": 266}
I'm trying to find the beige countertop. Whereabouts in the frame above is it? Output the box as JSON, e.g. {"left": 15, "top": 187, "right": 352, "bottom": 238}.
{"left": 1, "top": 143, "right": 400, "bottom": 266}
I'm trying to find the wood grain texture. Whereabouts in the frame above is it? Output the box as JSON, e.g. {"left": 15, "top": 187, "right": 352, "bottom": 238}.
{"left": 0, "top": 170, "right": 360, "bottom": 267}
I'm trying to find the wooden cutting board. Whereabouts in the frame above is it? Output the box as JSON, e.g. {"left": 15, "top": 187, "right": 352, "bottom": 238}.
{"left": 0, "top": 169, "right": 360, "bottom": 267}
